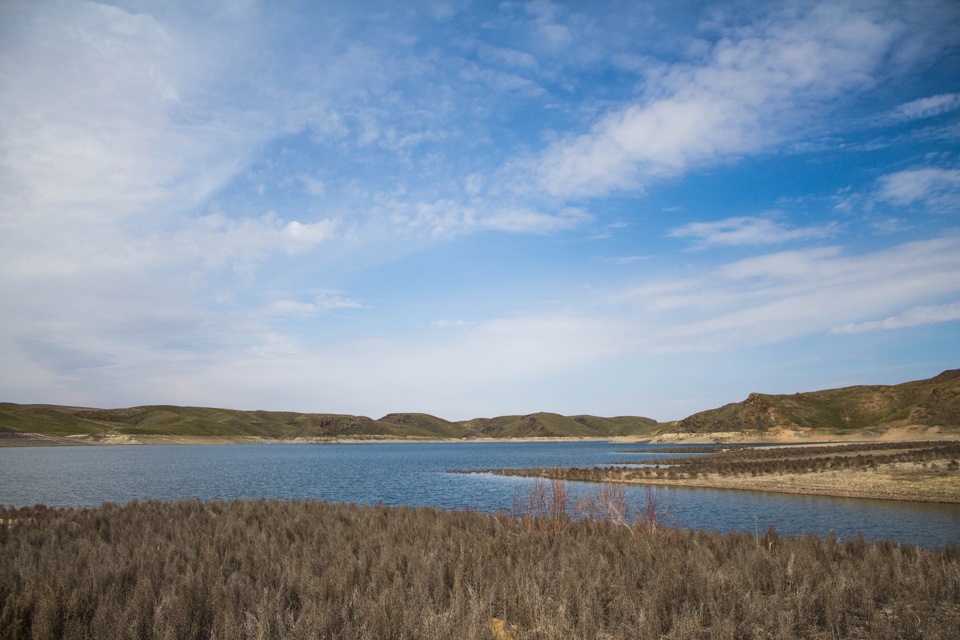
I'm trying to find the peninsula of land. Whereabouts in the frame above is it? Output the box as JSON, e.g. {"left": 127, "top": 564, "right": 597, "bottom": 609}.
{"left": 483, "top": 441, "right": 960, "bottom": 504}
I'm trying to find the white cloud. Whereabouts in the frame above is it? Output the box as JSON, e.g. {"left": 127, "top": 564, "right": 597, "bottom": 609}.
{"left": 313, "top": 291, "right": 363, "bottom": 311}
{"left": 0, "top": 1, "right": 331, "bottom": 296}
{"left": 262, "top": 300, "right": 321, "bottom": 316}
{"left": 481, "top": 207, "right": 592, "bottom": 234}
{"left": 529, "top": 3, "right": 896, "bottom": 198}
{"left": 282, "top": 219, "right": 338, "bottom": 253}
{"left": 54, "top": 311, "right": 627, "bottom": 419}
{"left": 2, "top": 1, "right": 958, "bottom": 420}
{"left": 174, "top": 213, "right": 337, "bottom": 266}
{"left": 668, "top": 215, "right": 838, "bottom": 247}
{"left": 889, "top": 93, "right": 960, "bottom": 122}
{"left": 617, "top": 235, "right": 960, "bottom": 350}
{"left": 475, "top": 42, "right": 538, "bottom": 69}
{"left": 391, "top": 200, "right": 590, "bottom": 237}
{"left": 390, "top": 200, "right": 477, "bottom": 237}
{"left": 261, "top": 291, "right": 361, "bottom": 317}
{"left": 458, "top": 63, "right": 545, "bottom": 97}
{"left": 299, "top": 175, "right": 326, "bottom": 196}
{"left": 875, "top": 167, "right": 960, "bottom": 210}
{"left": 523, "top": 0, "right": 574, "bottom": 52}
{"left": 831, "top": 301, "right": 960, "bottom": 334}
{"left": 431, "top": 320, "right": 472, "bottom": 329}
{"left": 248, "top": 333, "right": 303, "bottom": 358}
{"left": 0, "top": 1, "right": 262, "bottom": 228}
{"left": 605, "top": 255, "right": 650, "bottom": 265}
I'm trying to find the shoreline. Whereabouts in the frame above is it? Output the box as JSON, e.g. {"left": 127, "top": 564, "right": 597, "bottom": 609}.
{"left": 0, "top": 432, "right": 625, "bottom": 447}
{"left": 1, "top": 427, "right": 958, "bottom": 448}
{"left": 486, "top": 441, "right": 960, "bottom": 504}
{"left": 495, "top": 467, "right": 960, "bottom": 504}
{"left": 3, "top": 432, "right": 959, "bottom": 504}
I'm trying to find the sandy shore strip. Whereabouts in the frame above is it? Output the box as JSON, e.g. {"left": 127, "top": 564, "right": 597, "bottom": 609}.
{"left": 1, "top": 426, "right": 957, "bottom": 447}
{"left": 0, "top": 433, "right": 621, "bottom": 447}
{"left": 642, "top": 426, "right": 960, "bottom": 444}
{"left": 619, "top": 465, "right": 957, "bottom": 503}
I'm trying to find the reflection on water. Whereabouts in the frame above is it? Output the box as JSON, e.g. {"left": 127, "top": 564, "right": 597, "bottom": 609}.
{"left": 1, "top": 441, "right": 957, "bottom": 548}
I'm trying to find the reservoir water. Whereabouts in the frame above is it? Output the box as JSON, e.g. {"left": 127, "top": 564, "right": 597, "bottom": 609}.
{"left": 1, "top": 440, "right": 957, "bottom": 548}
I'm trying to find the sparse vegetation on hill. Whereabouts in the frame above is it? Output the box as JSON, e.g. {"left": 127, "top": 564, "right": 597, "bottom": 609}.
{"left": 1, "top": 370, "right": 958, "bottom": 444}
{"left": 0, "top": 403, "right": 661, "bottom": 444}
{"left": 458, "top": 412, "right": 657, "bottom": 438}
{"left": 676, "top": 369, "right": 960, "bottom": 435}
{"left": 2, "top": 498, "right": 958, "bottom": 639}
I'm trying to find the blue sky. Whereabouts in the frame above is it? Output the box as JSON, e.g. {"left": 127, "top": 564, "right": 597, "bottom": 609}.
{"left": 1, "top": 0, "right": 958, "bottom": 421}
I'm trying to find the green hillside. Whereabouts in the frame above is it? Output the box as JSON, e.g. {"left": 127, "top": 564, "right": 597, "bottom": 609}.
{"left": 0, "top": 404, "right": 404, "bottom": 439}
{"left": 0, "top": 404, "right": 660, "bottom": 442}
{"left": 3, "top": 370, "right": 956, "bottom": 443}
{"left": 377, "top": 413, "right": 470, "bottom": 438}
{"left": 675, "top": 369, "right": 960, "bottom": 435}
{"left": 459, "top": 413, "right": 659, "bottom": 438}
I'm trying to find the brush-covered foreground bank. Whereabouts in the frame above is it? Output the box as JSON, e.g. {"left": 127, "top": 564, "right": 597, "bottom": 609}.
{"left": 2, "top": 499, "right": 959, "bottom": 639}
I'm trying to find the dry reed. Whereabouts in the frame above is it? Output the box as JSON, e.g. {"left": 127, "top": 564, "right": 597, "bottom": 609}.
{"left": 1, "top": 494, "right": 958, "bottom": 639}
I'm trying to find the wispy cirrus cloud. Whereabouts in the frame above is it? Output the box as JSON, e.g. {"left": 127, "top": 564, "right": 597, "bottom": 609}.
{"left": 617, "top": 234, "right": 960, "bottom": 350}
{"left": 526, "top": 3, "right": 899, "bottom": 198}
{"left": 604, "top": 255, "right": 650, "bottom": 265}
{"left": 875, "top": 167, "right": 960, "bottom": 210}
{"left": 0, "top": 1, "right": 271, "bottom": 229}
{"left": 668, "top": 215, "right": 838, "bottom": 248}
{"left": 831, "top": 301, "right": 960, "bottom": 334}
{"left": 262, "top": 291, "right": 362, "bottom": 317}
{"left": 388, "top": 201, "right": 591, "bottom": 237}
{"left": 431, "top": 320, "right": 473, "bottom": 330}
{"left": 173, "top": 213, "right": 338, "bottom": 267}
{"left": 887, "top": 93, "right": 960, "bottom": 122}
{"left": 481, "top": 207, "right": 592, "bottom": 234}
{"left": 206, "top": 232, "right": 960, "bottom": 416}
{"left": 2, "top": 0, "right": 959, "bottom": 420}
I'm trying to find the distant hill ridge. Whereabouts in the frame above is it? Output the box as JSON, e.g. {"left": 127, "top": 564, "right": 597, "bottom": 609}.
{"left": 0, "top": 404, "right": 660, "bottom": 441}
{"left": 1, "top": 370, "right": 957, "bottom": 442}
{"left": 675, "top": 369, "right": 960, "bottom": 435}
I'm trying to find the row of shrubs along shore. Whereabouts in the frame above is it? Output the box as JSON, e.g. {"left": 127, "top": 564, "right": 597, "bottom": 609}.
{"left": 631, "top": 441, "right": 960, "bottom": 476}
{"left": 487, "top": 441, "right": 960, "bottom": 480}
{"left": 2, "top": 484, "right": 959, "bottom": 639}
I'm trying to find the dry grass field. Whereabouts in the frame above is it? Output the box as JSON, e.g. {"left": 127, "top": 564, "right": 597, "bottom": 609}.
{"left": 2, "top": 494, "right": 959, "bottom": 639}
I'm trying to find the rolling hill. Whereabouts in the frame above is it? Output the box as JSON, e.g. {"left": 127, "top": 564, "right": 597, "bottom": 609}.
{"left": 674, "top": 369, "right": 960, "bottom": 436}
{"left": 458, "top": 413, "right": 658, "bottom": 438}
{"left": 0, "top": 403, "right": 662, "bottom": 443}
{"left": 1, "top": 370, "right": 957, "bottom": 444}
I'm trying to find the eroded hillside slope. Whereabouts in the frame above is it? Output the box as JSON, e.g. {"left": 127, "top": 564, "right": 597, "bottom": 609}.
{"left": 674, "top": 369, "right": 960, "bottom": 437}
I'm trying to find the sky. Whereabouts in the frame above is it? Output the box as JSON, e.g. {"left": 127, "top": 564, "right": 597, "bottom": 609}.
{"left": 1, "top": 0, "right": 959, "bottom": 422}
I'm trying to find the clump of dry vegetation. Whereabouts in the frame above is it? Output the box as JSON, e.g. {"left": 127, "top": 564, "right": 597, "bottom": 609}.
{"left": 2, "top": 495, "right": 959, "bottom": 639}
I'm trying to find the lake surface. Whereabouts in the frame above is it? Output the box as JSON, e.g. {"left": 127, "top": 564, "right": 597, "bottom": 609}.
{"left": 1, "top": 441, "right": 957, "bottom": 548}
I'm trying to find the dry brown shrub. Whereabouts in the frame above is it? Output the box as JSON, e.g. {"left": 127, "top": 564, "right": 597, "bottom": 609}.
{"left": 1, "top": 498, "right": 958, "bottom": 639}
